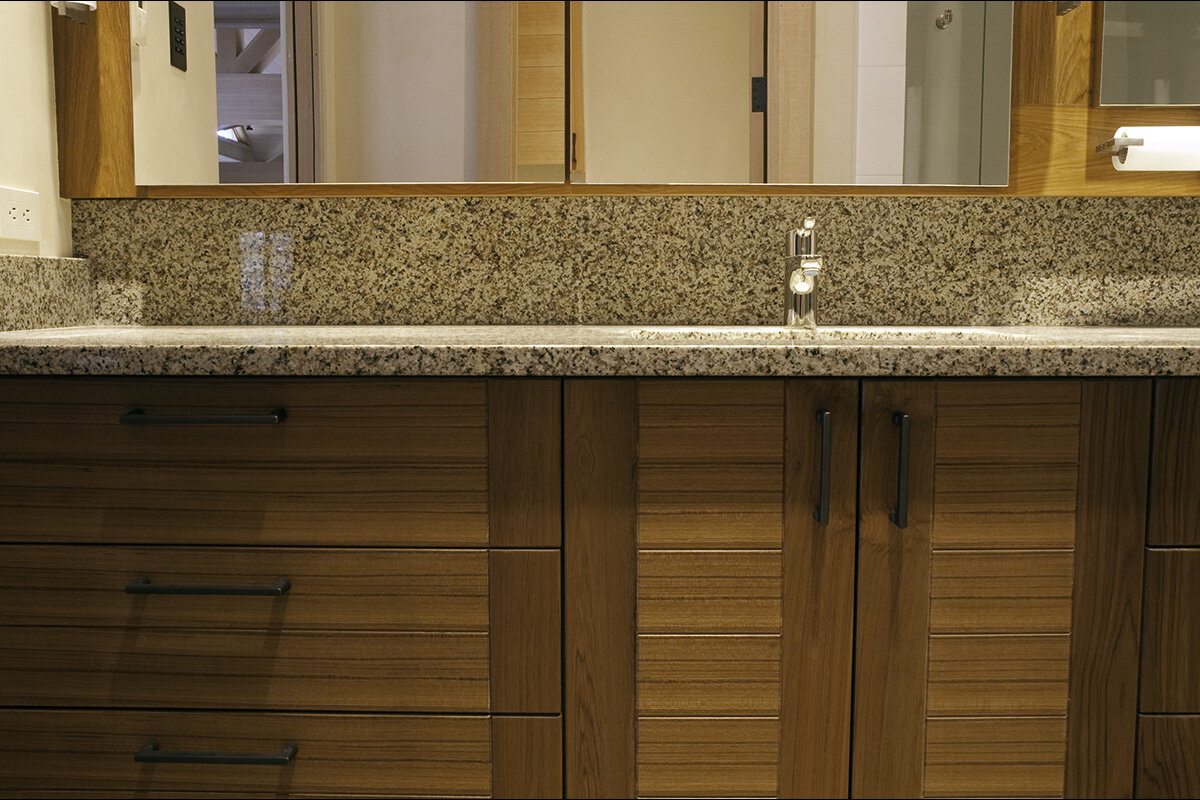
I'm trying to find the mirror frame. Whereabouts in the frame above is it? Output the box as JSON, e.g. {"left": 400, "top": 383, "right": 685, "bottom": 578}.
{"left": 52, "top": 1, "right": 1200, "bottom": 199}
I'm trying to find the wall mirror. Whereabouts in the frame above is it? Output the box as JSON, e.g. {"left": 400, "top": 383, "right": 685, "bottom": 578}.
{"left": 134, "top": 0, "right": 568, "bottom": 185}
{"left": 573, "top": 0, "right": 1013, "bottom": 186}
{"left": 127, "top": 0, "right": 1014, "bottom": 188}
{"left": 1096, "top": 1, "right": 1200, "bottom": 106}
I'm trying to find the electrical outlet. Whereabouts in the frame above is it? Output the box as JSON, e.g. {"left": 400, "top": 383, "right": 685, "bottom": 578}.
{"left": 0, "top": 186, "right": 41, "bottom": 256}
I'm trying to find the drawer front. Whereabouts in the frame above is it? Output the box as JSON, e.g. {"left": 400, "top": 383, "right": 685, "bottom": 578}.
{"left": 1137, "top": 715, "right": 1200, "bottom": 799}
{"left": 1141, "top": 550, "right": 1200, "bottom": 712}
{"left": 0, "top": 378, "right": 489, "bottom": 546}
{"left": 0, "top": 546, "right": 489, "bottom": 631}
{"left": 0, "top": 709, "right": 564, "bottom": 797}
{"left": 1150, "top": 379, "right": 1200, "bottom": 546}
{"left": 0, "top": 627, "right": 490, "bottom": 712}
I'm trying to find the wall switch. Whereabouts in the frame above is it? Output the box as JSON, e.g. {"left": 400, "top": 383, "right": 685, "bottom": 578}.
{"left": 0, "top": 187, "right": 42, "bottom": 256}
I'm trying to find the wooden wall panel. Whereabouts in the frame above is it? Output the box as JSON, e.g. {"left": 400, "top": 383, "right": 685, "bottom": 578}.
{"left": 488, "top": 379, "right": 562, "bottom": 547}
{"left": 853, "top": 381, "right": 936, "bottom": 799}
{"left": 52, "top": 1, "right": 136, "bottom": 197}
{"left": 925, "top": 717, "right": 1068, "bottom": 799}
{"left": 1140, "top": 550, "right": 1200, "bottom": 713}
{"left": 638, "top": 718, "right": 779, "bottom": 799}
{"left": 489, "top": 549, "right": 561, "bottom": 713}
{"left": 1149, "top": 379, "right": 1200, "bottom": 546}
{"left": 781, "top": 379, "right": 858, "bottom": 799}
{"left": 1065, "top": 380, "right": 1151, "bottom": 798}
{"left": 564, "top": 379, "right": 637, "bottom": 798}
{"left": 493, "top": 715, "right": 563, "bottom": 799}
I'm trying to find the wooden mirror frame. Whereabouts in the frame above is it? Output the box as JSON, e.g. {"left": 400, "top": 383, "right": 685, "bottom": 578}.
{"left": 53, "top": 1, "right": 1200, "bottom": 199}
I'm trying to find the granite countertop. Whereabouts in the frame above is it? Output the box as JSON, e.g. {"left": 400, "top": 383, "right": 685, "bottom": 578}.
{"left": 2, "top": 324, "right": 1200, "bottom": 376}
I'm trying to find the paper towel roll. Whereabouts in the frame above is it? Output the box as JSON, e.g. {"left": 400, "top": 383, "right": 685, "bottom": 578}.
{"left": 1112, "top": 127, "right": 1200, "bottom": 171}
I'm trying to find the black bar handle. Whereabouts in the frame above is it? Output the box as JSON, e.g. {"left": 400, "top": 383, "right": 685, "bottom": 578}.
{"left": 120, "top": 408, "right": 286, "bottom": 425}
{"left": 889, "top": 412, "right": 911, "bottom": 530}
{"left": 813, "top": 410, "right": 832, "bottom": 526}
{"left": 135, "top": 741, "right": 297, "bottom": 766}
{"left": 126, "top": 577, "right": 291, "bottom": 596}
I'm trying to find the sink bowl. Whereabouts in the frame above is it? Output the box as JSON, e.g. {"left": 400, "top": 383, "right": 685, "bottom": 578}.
{"left": 627, "top": 326, "right": 1037, "bottom": 343}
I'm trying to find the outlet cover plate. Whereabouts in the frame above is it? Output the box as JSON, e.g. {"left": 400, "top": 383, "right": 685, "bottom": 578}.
{"left": 0, "top": 186, "right": 41, "bottom": 256}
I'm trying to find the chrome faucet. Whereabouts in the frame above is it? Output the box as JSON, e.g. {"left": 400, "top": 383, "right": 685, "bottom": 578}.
{"left": 785, "top": 217, "right": 824, "bottom": 328}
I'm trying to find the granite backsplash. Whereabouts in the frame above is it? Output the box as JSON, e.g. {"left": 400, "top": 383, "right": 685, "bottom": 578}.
{"left": 72, "top": 195, "right": 1200, "bottom": 327}
{"left": 0, "top": 255, "right": 93, "bottom": 331}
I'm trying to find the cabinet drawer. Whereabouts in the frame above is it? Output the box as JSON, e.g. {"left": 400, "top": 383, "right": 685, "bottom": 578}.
{"left": 0, "top": 378, "right": 489, "bottom": 546}
{"left": 0, "top": 709, "right": 564, "bottom": 798}
{"left": 0, "top": 627, "right": 490, "bottom": 712}
{"left": 0, "top": 546, "right": 489, "bottom": 631}
{"left": 1137, "top": 715, "right": 1200, "bottom": 798}
{"left": 1141, "top": 550, "right": 1200, "bottom": 712}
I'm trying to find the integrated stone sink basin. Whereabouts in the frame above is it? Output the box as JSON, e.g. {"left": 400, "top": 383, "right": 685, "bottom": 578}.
{"left": 626, "top": 326, "right": 1038, "bottom": 343}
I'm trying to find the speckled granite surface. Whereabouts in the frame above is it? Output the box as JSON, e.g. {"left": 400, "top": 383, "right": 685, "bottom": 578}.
{"left": 0, "top": 255, "right": 92, "bottom": 331}
{"left": 72, "top": 196, "right": 1200, "bottom": 328}
{"left": 3, "top": 324, "right": 1200, "bottom": 376}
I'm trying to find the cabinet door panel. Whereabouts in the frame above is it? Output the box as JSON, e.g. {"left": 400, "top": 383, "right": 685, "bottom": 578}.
{"left": 1150, "top": 378, "right": 1200, "bottom": 545}
{"left": 566, "top": 378, "right": 858, "bottom": 799}
{"left": 1137, "top": 715, "right": 1200, "bottom": 799}
{"left": 1141, "top": 549, "right": 1200, "bottom": 712}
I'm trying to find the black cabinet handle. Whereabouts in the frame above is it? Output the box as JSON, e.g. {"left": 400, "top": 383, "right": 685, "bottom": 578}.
{"left": 889, "top": 412, "right": 911, "bottom": 530}
{"left": 119, "top": 408, "right": 286, "bottom": 425}
{"left": 135, "top": 741, "right": 297, "bottom": 766}
{"left": 813, "top": 410, "right": 832, "bottom": 526}
{"left": 126, "top": 577, "right": 291, "bottom": 596}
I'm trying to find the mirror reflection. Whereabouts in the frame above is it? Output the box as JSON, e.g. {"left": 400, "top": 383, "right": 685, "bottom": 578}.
{"left": 1098, "top": 1, "right": 1200, "bottom": 106}
{"left": 132, "top": 0, "right": 567, "bottom": 185}
{"left": 572, "top": 0, "right": 1013, "bottom": 185}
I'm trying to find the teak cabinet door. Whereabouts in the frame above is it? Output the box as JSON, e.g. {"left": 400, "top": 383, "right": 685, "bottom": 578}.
{"left": 854, "top": 380, "right": 1151, "bottom": 800}
{"left": 565, "top": 379, "right": 858, "bottom": 799}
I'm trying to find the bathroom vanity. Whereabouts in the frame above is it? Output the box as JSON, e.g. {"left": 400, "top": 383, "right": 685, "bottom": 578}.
{"left": 0, "top": 325, "right": 1195, "bottom": 798}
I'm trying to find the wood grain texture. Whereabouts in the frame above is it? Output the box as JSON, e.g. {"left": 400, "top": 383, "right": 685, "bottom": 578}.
{"left": 853, "top": 381, "right": 935, "bottom": 799}
{"left": 492, "top": 715, "right": 563, "bottom": 799}
{"left": 925, "top": 716, "right": 1068, "bottom": 799}
{"left": 564, "top": 380, "right": 636, "bottom": 799}
{"left": 927, "top": 635, "right": 1071, "bottom": 717}
{"left": 933, "top": 463, "right": 1078, "bottom": 549}
{"left": 930, "top": 550, "right": 1075, "bottom": 634}
{"left": 1140, "top": 550, "right": 1200, "bottom": 713}
{"left": 637, "top": 717, "right": 778, "bottom": 798}
{"left": 0, "top": 545, "right": 488, "bottom": 631}
{"left": 1136, "top": 715, "right": 1200, "bottom": 799}
{"left": 52, "top": 1, "right": 136, "bottom": 197}
{"left": 637, "top": 635, "right": 780, "bottom": 716}
{"left": 0, "top": 627, "right": 489, "bottom": 712}
{"left": 1149, "top": 378, "right": 1200, "bottom": 546}
{"left": 488, "top": 379, "right": 562, "bottom": 547}
{"left": 0, "top": 709, "right": 492, "bottom": 797}
{"left": 0, "top": 378, "right": 488, "bottom": 546}
{"left": 637, "top": 550, "right": 780, "bottom": 633}
{"left": 489, "top": 549, "right": 561, "bottom": 714}
{"left": 476, "top": 0, "right": 516, "bottom": 181}
{"left": 1066, "top": 379, "right": 1151, "bottom": 798}
{"left": 935, "top": 381, "right": 1081, "bottom": 465}
{"left": 781, "top": 379, "right": 857, "bottom": 799}
{"left": 638, "top": 464, "right": 782, "bottom": 548}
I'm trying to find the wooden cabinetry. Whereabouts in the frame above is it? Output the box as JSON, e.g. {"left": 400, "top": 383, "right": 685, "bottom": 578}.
{"left": 0, "top": 378, "right": 563, "bottom": 799}
{"left": 1138, "top": 378, "right": 1200, "bottom": 798}
{"left": 566, "top": 378, "right": 1152, "bottom": 800}
{"left": 565, "top": 379, "right": 859, "bottom": 798}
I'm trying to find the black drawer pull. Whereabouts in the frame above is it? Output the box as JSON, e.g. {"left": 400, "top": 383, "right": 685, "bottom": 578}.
{"left": 136, "top": 741, "right": 297, "bottom": 766}
{"left": 119, "top": 408, "right": 287, "bottom": 425}
{"left": 126, "top": 577, "right": 291, "bottom": 596}
{"left": 814, "top": 410, "right": 832, "bottom": 526}
{"left": 889, "top": 412, "right": 911, "bottom": 530}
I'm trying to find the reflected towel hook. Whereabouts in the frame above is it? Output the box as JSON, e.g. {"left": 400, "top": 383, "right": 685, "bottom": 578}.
{"left": 935, "top": 9, "right": 953, "bottom": 29}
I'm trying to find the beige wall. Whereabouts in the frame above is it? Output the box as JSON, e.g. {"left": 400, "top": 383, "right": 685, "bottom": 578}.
{"left": 0, "top": 2, "right": 72, "bottom": 257}
{"left": 580, "top": 1, "right": 751, "bottom": 184}
{"left": 319, "top": 1, "right": 477, "bottom": 183}
{"left": 132, "top": 0, "right": 219, "bottom": 185}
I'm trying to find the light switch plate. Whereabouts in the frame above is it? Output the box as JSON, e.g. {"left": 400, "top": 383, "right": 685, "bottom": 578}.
{"left": 0, "top": 186, "right": 41, "bottom": 256}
